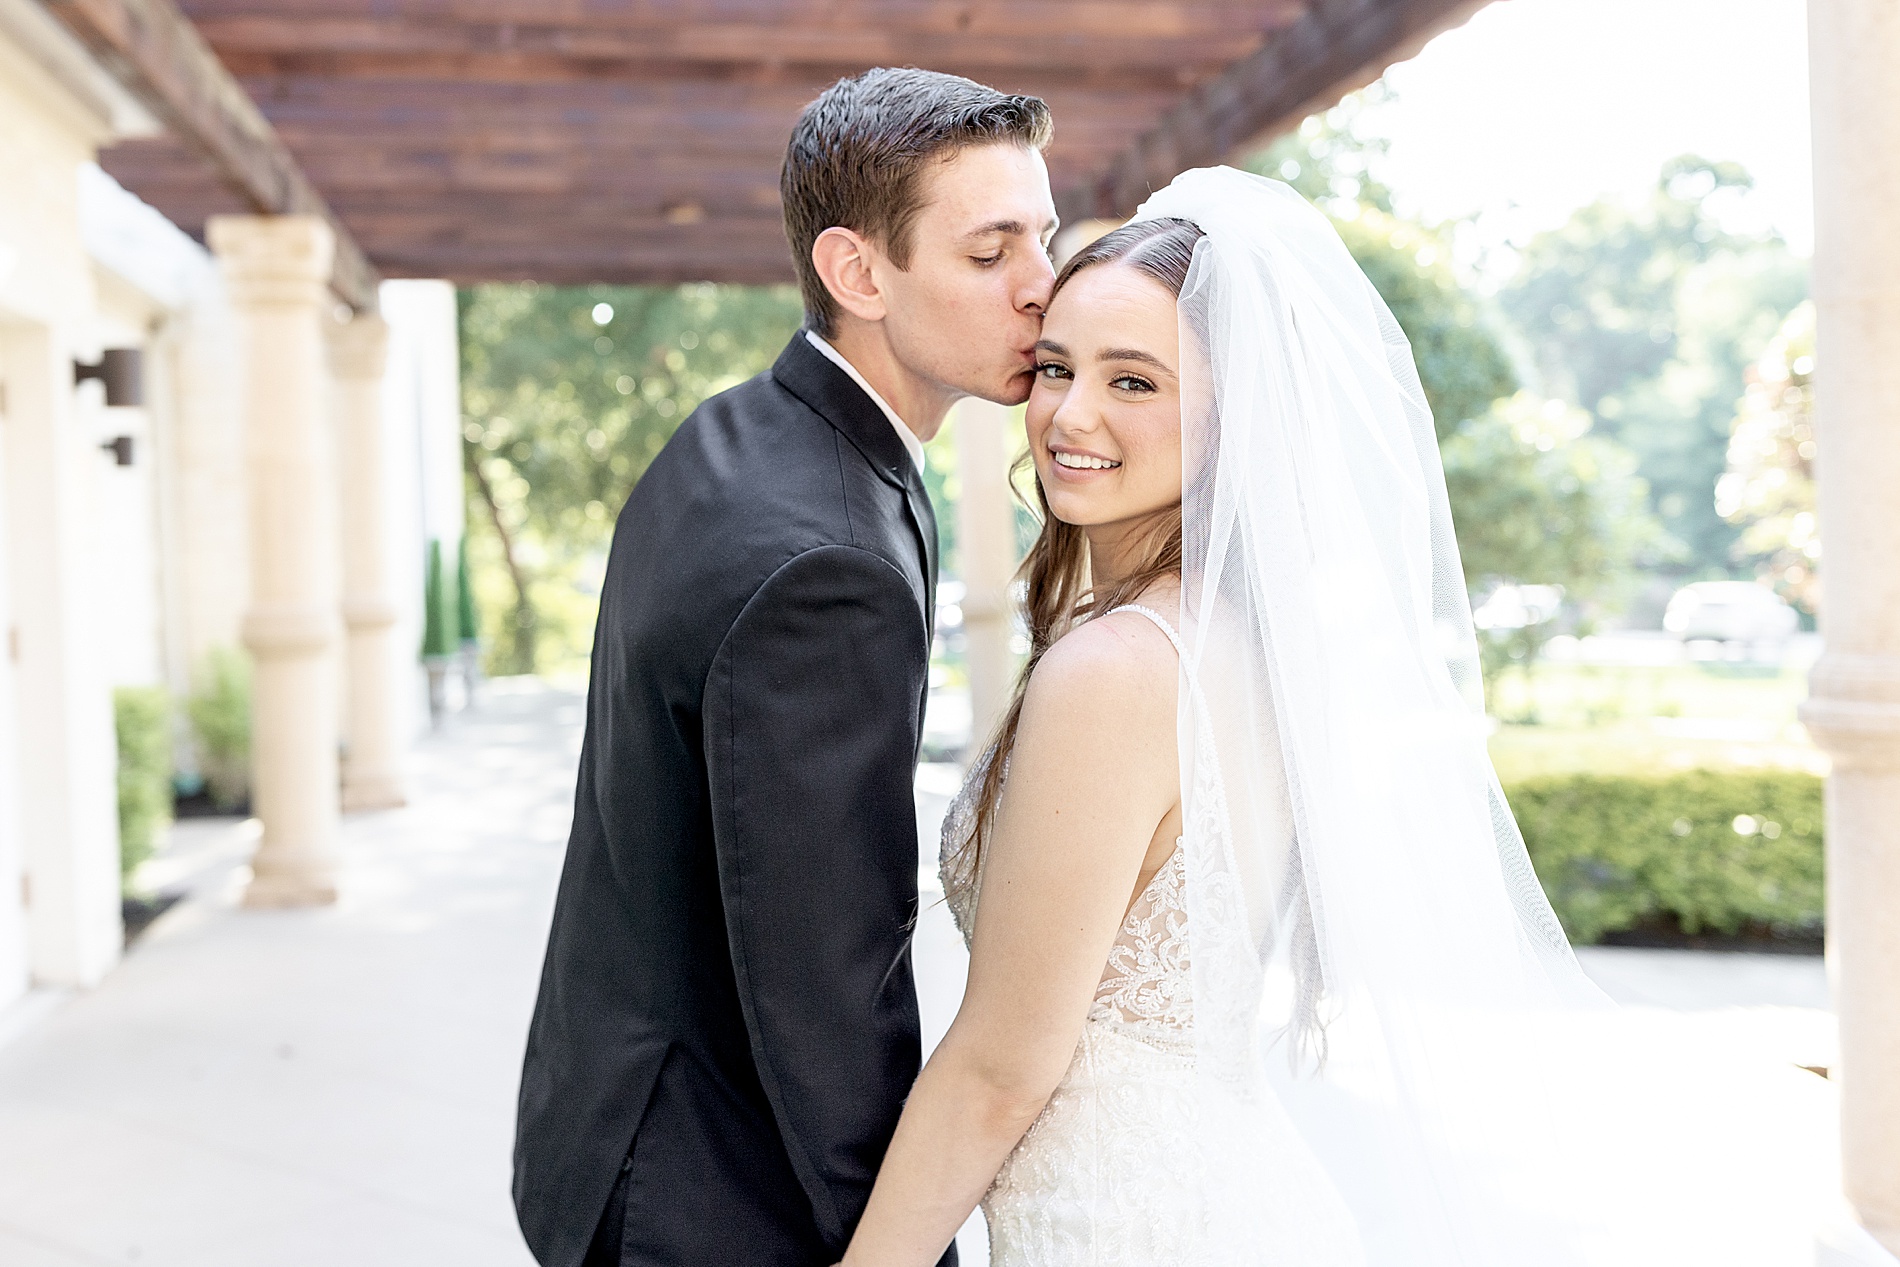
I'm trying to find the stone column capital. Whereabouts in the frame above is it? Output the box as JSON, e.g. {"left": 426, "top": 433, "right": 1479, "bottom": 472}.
{"left": 1802, "top": 652, "right": 1900, "bottom": 772}
{"left": 327, "top": 312, "right": 390, "bottom": 380}
{"left": 207, "top": 215, "right": 336, "bottom": 309}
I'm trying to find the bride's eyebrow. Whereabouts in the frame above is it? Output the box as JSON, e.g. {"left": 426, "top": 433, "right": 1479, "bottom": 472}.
{"left": 1099, "top": 347, "right": 1174, "bottom": 375}
{"left": 1033, "top": 339, "right": 1070, "bottom": 356}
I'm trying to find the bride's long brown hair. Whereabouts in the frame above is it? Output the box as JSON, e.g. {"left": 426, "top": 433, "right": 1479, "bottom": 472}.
{"left": 948, "top": 216, "right": 1204, "bottom": 892}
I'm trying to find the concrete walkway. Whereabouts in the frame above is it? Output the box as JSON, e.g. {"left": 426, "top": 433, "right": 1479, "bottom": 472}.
{"left": 0, "top": 684, "right": 1853, "bottom": 1264}
{"left": 0, "top": 682, "right": 582, "bottom": 1265}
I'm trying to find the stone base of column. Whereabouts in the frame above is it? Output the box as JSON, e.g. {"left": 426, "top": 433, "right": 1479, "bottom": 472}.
{"left": 243, "top": 857, "right": 339, "bottom": 908}
{"left": 341, "top": 768, "right": 406, "bottom": 812}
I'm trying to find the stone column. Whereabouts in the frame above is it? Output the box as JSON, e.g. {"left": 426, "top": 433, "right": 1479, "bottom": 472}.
{"left": 1802, "top": 1, "right": 1900, "bottom": 1253}
{"left": 207, "top": 215, "right": 342, "bottom": 907}
{"left": 327, "top": 312, "right": 406, "bottom": 810}
{"left": 956, "top": 397, "right": 1020, "bottom": 749}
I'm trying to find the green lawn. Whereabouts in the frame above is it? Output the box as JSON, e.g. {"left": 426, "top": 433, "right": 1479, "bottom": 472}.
{"left": 1485, "top": 661, "right": 1824, "bottom": 783}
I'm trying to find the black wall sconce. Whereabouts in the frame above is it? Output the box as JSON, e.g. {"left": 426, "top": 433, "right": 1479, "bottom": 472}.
{"left": 73, "top": 348, "right": 144, "bottom": 407}
{"left": 100, "top": 436, "right": 134, "bottom": 466}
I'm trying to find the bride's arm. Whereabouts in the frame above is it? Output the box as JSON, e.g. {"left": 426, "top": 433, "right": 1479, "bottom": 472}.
{"left": 839, "top": 613, "right": 1179, "bottom": 1267}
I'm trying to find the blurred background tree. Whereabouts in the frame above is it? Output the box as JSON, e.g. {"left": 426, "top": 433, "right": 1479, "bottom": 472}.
{"left": 1497, "top": 156, "right": 1808, "bottom": 586}
{"left": 1333, "top": 208, "right": 1516, "bottom": 441}
{"left": 460, "top": 283, "right": 804, "bottom": 674}
{"left": 1250, "top": 92, "right": 1660, "bottom": 625}
{"left": 1716, "top": 301, "right": 1818, "bottom": 618}
{"left": 1442, "top": 393, "right": 1660, "bottom": 597}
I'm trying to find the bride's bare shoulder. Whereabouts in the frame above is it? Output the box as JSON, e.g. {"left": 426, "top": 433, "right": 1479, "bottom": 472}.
{"left": 1021, "top": 595, "right": 1181, "bottom": 737}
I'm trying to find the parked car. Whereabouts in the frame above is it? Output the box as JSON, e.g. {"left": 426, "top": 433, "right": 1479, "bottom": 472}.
{"left": 1663, "top": 581, "right": 1800, "bottom": 642}
{"left": 1472, "top": 584, "right": 1565, "bottom": 631}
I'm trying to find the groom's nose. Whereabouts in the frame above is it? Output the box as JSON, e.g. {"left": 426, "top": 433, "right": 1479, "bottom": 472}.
{"left": 1016, "top": 249, "right": 1056, "bottom": 316}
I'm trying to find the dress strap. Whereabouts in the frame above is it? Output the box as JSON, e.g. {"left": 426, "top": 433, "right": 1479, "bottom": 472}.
{"left": 1105, "top": 603, "right": 1186, "bottom": 657}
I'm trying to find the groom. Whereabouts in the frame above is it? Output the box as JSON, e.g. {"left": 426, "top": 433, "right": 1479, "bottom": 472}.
{"left": 513, "top": 69, "right": 1058, "bottom": 1266}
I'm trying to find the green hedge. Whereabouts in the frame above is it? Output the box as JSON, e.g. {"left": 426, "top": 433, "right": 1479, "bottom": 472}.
{"left": 1505, "top": 769, "right": 1824, "bottom": 944}
{"left": 113, "top": 686, "right": 173, "bottom": 883}
{"left": 188, "top": 647, "right": 251, "bottom": 811}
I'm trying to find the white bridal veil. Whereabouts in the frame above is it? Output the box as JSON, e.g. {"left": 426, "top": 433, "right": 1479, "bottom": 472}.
{"left": 1129, "top": 167, "right": 1894, "bottom": 1267}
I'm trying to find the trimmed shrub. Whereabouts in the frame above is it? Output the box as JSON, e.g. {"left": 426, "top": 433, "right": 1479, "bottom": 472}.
{"left": 1506, "top": 769, "right": 1824, "bottom": 944}
{"left": 188, "top": 647, "right": 251, "bottom": 811}
{"left": 113, "top": 686, "right": 173, "bottom": 883}
{"left": 421, "top": 537, "right": 459, "bottom": 660}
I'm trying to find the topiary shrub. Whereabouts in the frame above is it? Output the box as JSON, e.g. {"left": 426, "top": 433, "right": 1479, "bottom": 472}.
{"left": 1506, "top": 769, "right": 1824, "bottom": 944}
{"left": 113, "top": 686, "right": 173, "bottom": 883}
{"left": 188, "top": 646, "right": 251, "bottom": 811}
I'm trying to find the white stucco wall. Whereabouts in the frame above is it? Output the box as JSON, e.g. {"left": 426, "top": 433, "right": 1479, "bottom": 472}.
{"left": 0, "top": 9, "right": 151, "bottom": 998}
{"left": 381, "top": 279, "right": 465, "bottom": 739}
{"left": 78, "top": 163, "right": 247, "bottom": 756}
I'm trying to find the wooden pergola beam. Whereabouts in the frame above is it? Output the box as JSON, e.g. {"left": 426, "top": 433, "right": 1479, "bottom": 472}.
{"left": 1057, "top": 0, "right": 1491, "bottom": 220}
{"left": 42, "top": 0, "right": 380, "bottom": 309}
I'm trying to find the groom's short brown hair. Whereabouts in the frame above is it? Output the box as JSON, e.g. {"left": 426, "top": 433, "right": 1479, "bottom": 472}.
{"left": 781, "top": 68, "right": 1053, "bottom": 336}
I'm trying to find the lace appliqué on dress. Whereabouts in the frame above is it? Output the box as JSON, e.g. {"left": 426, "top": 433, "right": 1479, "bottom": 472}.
{"left": 1087, "top": 846, "right": 1194, "bottom": 1054}
{"left": 939, "top": 745, "right": 1193, "bottom": 1054}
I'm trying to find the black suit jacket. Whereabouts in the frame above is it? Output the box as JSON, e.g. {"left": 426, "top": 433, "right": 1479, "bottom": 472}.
{"left": 513, "top": 335, "right": 950, "bottom": 1267}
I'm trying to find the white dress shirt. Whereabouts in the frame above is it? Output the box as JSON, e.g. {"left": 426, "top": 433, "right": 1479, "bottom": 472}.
{"left": 804, "top": 330, "right": 927, "bottom": 473}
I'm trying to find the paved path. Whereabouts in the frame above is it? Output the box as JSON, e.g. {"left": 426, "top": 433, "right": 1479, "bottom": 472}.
{"left": 0, "top": 682, "right": 582, "bottom": 1265}
{"left": 0, "top": 684, "right": 1856, "bottom": 1265}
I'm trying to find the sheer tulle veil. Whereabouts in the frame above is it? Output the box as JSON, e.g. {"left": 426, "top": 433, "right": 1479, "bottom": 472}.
{"left": 1129, "top": 167, "right": 1894, "bottom": 1266}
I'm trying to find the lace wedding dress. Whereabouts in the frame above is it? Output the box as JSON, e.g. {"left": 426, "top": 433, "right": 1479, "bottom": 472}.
{"left": 937, "top": 605, "right": 1363, "bottom": 1267}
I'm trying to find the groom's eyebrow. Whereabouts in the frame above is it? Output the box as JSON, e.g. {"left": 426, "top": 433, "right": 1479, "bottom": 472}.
{"left": 960, "top": 219, "right": 1031, "bottom": 241}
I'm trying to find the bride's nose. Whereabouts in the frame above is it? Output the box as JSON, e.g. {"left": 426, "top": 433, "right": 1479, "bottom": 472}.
{"left": 1049, "top": 372, "right": 1111, "bottom": 437}
{"left": 1048, "top": 391, "right": 1100, "bottom": 440}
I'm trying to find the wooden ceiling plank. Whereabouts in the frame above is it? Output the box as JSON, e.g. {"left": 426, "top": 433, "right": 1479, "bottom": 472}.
{"left": 215, "top": 50, "right": 1240, "bottom": 93}
{"left": 177, "top": 1, "right": 1307, "bottom": 43}
{"left": 41, "top": 0, "right": 381, "bottom": 308}
{"left": 189, "top": 19, "right": 1272, "bottom": 72}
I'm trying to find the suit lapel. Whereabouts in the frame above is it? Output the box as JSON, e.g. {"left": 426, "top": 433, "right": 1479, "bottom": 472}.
{"left": 903, "top": 472, "right": 939, "bottom": 635}
{"left": 771, "top": 335, "right": 937, "bottom": 619}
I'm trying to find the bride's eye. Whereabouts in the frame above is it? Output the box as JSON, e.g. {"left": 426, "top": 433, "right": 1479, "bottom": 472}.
{"left": 1110, "top": 373, "right": 1156, "bottom": 393}
{"left": 1036, "top": 361, "right": 1072, "bottom": 381}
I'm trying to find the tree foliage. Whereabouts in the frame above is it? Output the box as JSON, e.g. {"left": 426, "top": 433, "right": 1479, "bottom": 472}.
{"left": 1251, "top": 84, "right": 1402, "bottom": 217}
{"left": 1442, "top": 394, "right": 1660, "bottom": 596}
{"left": 1333, "top": 210, "right": 1516, "bottom": 439}
{"left": 1247, "top": 93, "right": 1655, "bottom": 616}
{"left": 1498, "top": 157, "right": 1807, "bottom": 574}
{"left": 1717, "top": 302, "right": 1817, "bottom": 615}
{"left": 459, "top": 283, "right": 804, "bottom": 672}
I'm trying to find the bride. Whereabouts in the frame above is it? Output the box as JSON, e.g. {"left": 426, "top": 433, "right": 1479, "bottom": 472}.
{"left": 835, "top": 167, "right": 1895, "bottom": 1267}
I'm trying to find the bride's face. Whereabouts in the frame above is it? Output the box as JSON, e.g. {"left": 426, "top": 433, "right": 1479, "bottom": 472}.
{"left": 1025, "top": 262, "right": 1183, "bottom": 532}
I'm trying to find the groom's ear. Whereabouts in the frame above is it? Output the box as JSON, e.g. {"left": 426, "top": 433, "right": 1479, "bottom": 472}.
{"left": 810, "top": 226, "right": 889, "bottom": 325}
